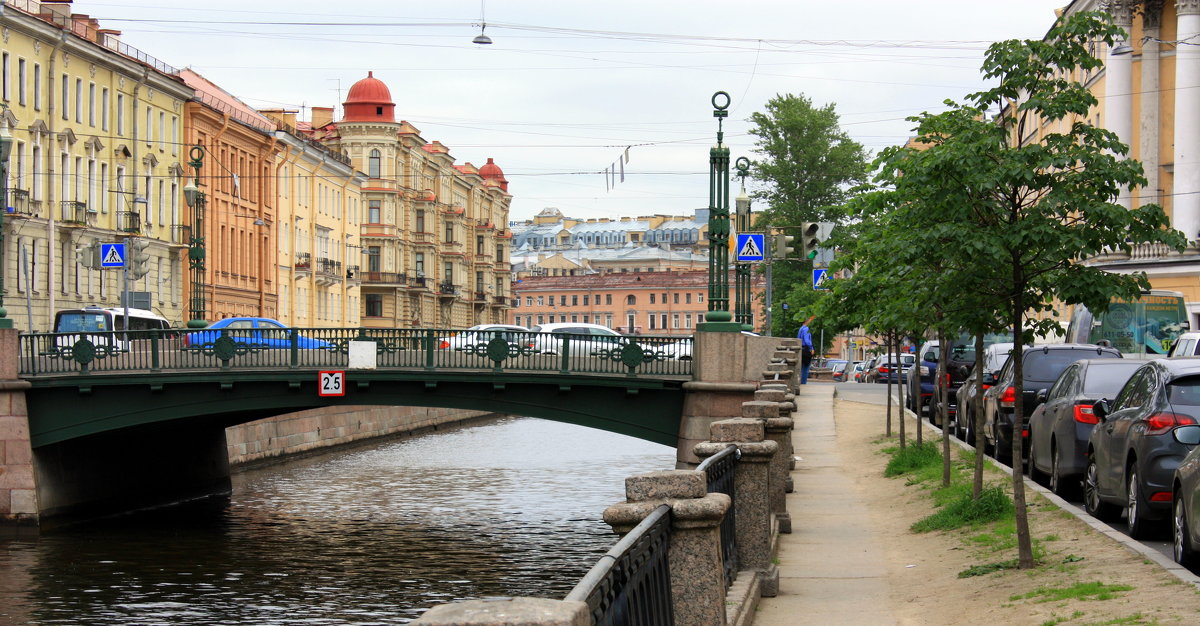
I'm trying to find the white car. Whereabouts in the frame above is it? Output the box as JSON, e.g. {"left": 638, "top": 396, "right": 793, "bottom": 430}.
{"left": 530, "top": 323, "right": 627, "bottom": 356}
{"left": 436, "top": 324, "right": 532, "bottom": 351}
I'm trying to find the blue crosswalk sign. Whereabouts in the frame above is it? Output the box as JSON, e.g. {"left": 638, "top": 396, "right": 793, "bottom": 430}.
{"left": 813, "top": 268, "right": 829, "bottom": 290}
{"left": 100, "top": 243, "right": 126, "bottom": 268}
{"left": 736, "top": 233, "right": 765, "bottom": 262}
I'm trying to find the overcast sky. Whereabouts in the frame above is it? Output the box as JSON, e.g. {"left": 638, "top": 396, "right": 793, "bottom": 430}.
{"left": 79, "top": 0, "right": 1069, "bottom": 221}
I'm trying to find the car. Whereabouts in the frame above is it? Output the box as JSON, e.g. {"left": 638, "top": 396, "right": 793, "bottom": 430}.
{"left": 529, "top": 322, "right": 628, "bottom": 356}
{"left": 1169, "top": 424, "right": 1200, "bottom": 566}
{"left": 873, "top": 353, "right": 914, "bottom": 385}
{"left": 832, "top": 360, "right": 860, "bottom": 383}
{"left": 909, "top": 338, "right": 973, "bottom": 417}
{"left": 981, "top": 343, "right": 1122, "bottom": 464}
{"left": 824, "top": 359, "right": 849, "bottom": 381}
{"left": 183, "top": 317, "right": 333, "bottom": 350}
{"left": 1169, "top": 332, "right": 1200, "bottom": 357}
{"left": 1026, "top": 359, "right": 1143, "bottom": 498}
{"left": 436, "top": 324, "right": 532, "bottom": 351}
{"left": 1085, "top": 359, "right": 1200, "bottom": 538}
{"left": 849, "top": 362, "right": 867, "bottom": 383}
{"left": 858, "top": 355, "right": 880, "bottom": 383}
{"left": 953, "top": 342, "right": 1014, "bottom": 445}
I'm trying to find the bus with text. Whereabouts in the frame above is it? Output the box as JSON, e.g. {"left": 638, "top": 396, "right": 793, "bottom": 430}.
{"left": 1064, "top": 289, "right": 1189, "bottom": 358}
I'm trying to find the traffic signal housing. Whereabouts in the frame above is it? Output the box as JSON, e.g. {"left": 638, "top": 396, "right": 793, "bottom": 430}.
{"left": 129, "top": 237, "right": 151, "bottom": 279}
{"left": 74, "top": 241, "right": 99, "bottom": 269}
{"left": 772, "top": 233, "right": 795, "bottom": 259}
{"left": 799, "top": 222, "right": 821, "bottom": 260}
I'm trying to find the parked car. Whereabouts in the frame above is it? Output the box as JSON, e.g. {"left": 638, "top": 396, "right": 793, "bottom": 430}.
{"left": 865, "top": 353, "right": 913, "bottom": 384}
{"left": 954, "top": 342, "right": 1014, "bottom": 445}
{"left": 529, "top": 322, "right": 627, "bottom": 356}
{"left": 833, "top": 360, "right": 861, "bottom": 383}
{"left": 858, "top": 356, "right": 879, "bottom": 383}
{"left": 436, "top": 324, "right": 532, "bottom": 351}
{"left": 981, "top": 343, "right": 1122, "bottom": 464}
{"left": 909, "top": 337, "right": 974, "bottom": 417}
{"left": 823, "top": 359, "right": 849, "bottom": 380}
{"left": 1169, "top": 332, "right": 1200, "bottom": 357}
{"left": 849, "top": 362, "right": 867, "bottom": 383}
{"left": 1027, "top": 359, "right": 1143, "bottom": 497}
{"left": 1085, "top": 359, "right": 1200, "bottom": 538}
{"left": 183, "top": 317, "right": 333, "bottom": 350}
{"left": 1169, "top": 424, "right": 1200, "bottom": 566}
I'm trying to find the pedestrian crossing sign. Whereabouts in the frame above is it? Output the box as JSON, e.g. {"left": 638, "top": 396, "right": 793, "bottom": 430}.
{"left": 736, "top": 233, "right": 765, "bottom": 262}
{"left": 100, "top": 243, "right": 126, "bottom": 268}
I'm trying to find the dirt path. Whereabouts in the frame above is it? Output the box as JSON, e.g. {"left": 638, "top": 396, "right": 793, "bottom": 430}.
{"left": 755, "top": 385, "right": 1200, "bottom": 625}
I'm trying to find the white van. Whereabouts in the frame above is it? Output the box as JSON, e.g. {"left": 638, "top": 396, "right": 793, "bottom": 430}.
{"left": 53, "top": 305, "right": 172, "bottom": 349}
{"left": 1169, "top": 332, "right": 1200, "bottom": 357}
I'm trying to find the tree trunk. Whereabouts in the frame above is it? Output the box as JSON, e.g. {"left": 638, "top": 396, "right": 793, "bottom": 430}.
{"left": 939, "top": 328, "right": 951, "bottom": 486}
{"left": 972, "top": 332, "right": 986, "bottom": 499}
{"left": 1012, "top": 286, "right": 1034, "bottom": 568}
{"left": 886, "top": 331, "right": 894, "bottom": 442}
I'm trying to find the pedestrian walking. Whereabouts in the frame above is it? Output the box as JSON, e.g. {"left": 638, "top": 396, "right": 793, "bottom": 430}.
{"left": 797, "top": 315, "right": 815, "bottom": 384}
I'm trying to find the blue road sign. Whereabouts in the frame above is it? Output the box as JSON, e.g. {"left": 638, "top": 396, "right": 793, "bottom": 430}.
{"left": 100, "top": 243, "right": 126, "bottom": 268}
{"left": 813, "top": 268, "right": 829, "bottom": 290}
{"left": 736, "top": 233, "right": 765, "bottom": 262}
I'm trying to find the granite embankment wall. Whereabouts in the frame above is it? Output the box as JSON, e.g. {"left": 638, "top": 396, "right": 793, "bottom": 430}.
{"left": 226, "top": 406, "right": 495, "bottom": 467}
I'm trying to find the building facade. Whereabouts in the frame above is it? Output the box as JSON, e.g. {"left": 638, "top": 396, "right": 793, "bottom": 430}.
{"left": 1, "top": 0, "right": 192, "bottom": 330}
{"left": 510, "top": 270, "right": 766, "bottom": 335}
{"left": 308, "top": 72, "right": 512, "bottom": 329}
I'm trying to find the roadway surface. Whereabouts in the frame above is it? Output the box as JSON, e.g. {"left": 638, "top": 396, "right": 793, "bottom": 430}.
{"left": 828, "top": 381, "right": 1180, "bottom": 568}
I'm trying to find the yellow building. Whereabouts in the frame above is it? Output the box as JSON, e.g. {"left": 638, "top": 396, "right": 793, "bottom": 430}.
{"left": 1033, "top": 1, "right": 1200, "bottom": 327}
{"left": 306, "top": 72, "right": 512, "bottom": 329}
{"left": 260, "top": 109, "right": 366, "bottom": 328}
{"left": 1, "top": 0, "right": 192, "bottom": 330}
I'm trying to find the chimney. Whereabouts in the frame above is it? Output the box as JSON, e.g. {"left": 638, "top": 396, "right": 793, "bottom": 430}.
{"left": 96, "top": 28, "right": 121, "bottom": 47}
{"left": 40, "top": 0, "right": 72, "bottom": 26}
{"left": 311, "top": 107, "right": 334, "bottom": 129}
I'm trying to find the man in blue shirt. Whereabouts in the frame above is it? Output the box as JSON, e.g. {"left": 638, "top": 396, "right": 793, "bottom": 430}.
{"left": 797, "top": 315, "right": 815, "bottom": 384}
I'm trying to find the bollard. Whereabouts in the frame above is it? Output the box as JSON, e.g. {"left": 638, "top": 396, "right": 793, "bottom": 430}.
{"left": 604, "top": 470, "right": 730, "bottom": 626}
{"left": 695, "top": 418, "right": 780, "bottom": 597}
{"left": 413, "top": 597, "right": 590, "bottom": 625}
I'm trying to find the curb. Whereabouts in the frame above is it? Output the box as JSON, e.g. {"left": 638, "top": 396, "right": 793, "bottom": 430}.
{"left": 830, "top": 386, "right": 1200, "bottom": 588}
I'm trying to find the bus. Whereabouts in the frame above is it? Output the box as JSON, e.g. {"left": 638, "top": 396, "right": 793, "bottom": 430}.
{"left": 1064, "top": 289, "right": 1189, "bottom": 358}
{"left": 53, "top": 306, "right": 173, "bottom": 348}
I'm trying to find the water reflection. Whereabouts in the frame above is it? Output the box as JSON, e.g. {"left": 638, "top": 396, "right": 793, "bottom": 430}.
{"left": 0, "top": 416, "right": 675, "bottom": 624}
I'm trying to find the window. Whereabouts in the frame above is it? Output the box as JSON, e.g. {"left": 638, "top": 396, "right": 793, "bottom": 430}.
{"left": 61, "top": 73, "right": 68, "bottom": 119}
{"left": 583, "top": 295, "right": 589, "bottom": 306}
{"left": 17, "top": 58, "right": 26, "bottom": 106}
{"left": 606, "top": 294, "right": 613, "bottom": 305}
{"left": 650, "top": 293, "right": 656, "bottom": 304}
{"left": 88, "top": 83, "right": 95, "bottom": 126}
{"left": 560, "top": 295, "right": 567, "bottom": 307}
{"left": 625, "top": 295, "right": 636, "bottom": 305}
{"left": 572, "top": 295, "right": 578, "bottom": 306}
{"left": 171, "top": 117, "right": 178, "bottom": 155}
{"left": 2, "top": 52, "right": 8, "bottom": 102}
{"left": 368, "top": 200, "right": 381, "bottom": 223}
{"left": 368, "top": 149, "right": 381, "bottom": 178}
{"left": 674, "top": 293, "right": 680, "bottom": 304}
{"left": 673, "top": 314, "right": 680, "bottom": 329}
{"left": 649, "top": 315, "right": 656, "bottom": 330}
{"left": 116, "top": 93, "right": 124, "bottom": 134}
{"left": 158, "top": 111, "right": 165, "bottom": 149}
{"left": 444, "top": 221, "right": 453, "bottom": 241}
{"left": 496, "top": 243, "right": 504, "bottom": 262}
{"left": 476, "top": 235, "right": 485, "bottom": 255}
{"left": 698, "top": 293, "right": 704, "bottom": 303}
{"left": 32, "top": 63, "right": 40, "bottom": 110}
{"left": 365, "top": 294, "right": 383, "bottom": 317}
{"left": 75, "top": 78, "right": 82, "bottom": 123}
{"left": 443, "top": 261, "right": 453, "bottom": 284}
{"left": 145, "top": 106, "right": 152, "bottom": 145}
{"left": 660, "top": 314, "right": 667, "bottom": 329}
{"left": 686, "top": 293, "right": 692, "bottom": 304}
{"left": 537, "top": 296, "right": 544, "bottom": 306}
{"left": 414, "top": 252, "right": 425, "bottom": 276}
{"left": 513, "top": 297, "right": 519, "bottom": 308}
{"left": 101, "top": 87, "right": 109, "bottom": 130}
{"left": 415, "top": 210, "right": 425, "bottom": 232}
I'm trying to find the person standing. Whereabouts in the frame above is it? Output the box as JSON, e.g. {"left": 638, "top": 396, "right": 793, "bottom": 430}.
{"left": 797, "top": 315, "right": 815, "bottom": 384}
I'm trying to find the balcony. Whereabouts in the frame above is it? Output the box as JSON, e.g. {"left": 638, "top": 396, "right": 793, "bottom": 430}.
{"left": 118, "top": 210, "right": 142, "bottom": 234}
{"left": 316, "top": 257, "right": 343, "bottom": 286}
{"left": 440, "top": 240, "right": 464, "bottom": 253}
{"left": 411, "top": 231, "right": 436, "bottom": 247}
{"left": 361, "top": 270, "right": 405, "bottom": 285}
{"left": 294, "top": 252, "right": 312, "bottom": 278}
{"left": 492, "top": 295, "right": 508, "bottom": 306}
{"left": 346, "top": 265, "right": 361, "bottom": 284}
{"left": 409, "top": 275, "right": 428, "bottom": 290}
{"left": 6, "top": 190, "right": 35, "bottom": 217}
{"left": 60, "top": 201, "right": 89, "bottom": 226}
{"left": 438, "top": 282, "right": 460, "bottom": 297}
{"left": 172, "top": 224, "right": 193, "bottom": 246}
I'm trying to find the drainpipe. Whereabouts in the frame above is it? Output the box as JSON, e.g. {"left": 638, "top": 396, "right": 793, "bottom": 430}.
{"left": 258, "top": 135, "right": 277, "bottom": 317}
{"left": 46, "top": 31, "right": 66, "bottom": 322}
{"left": 206, "top": 111, "right": 230, "bottom": 317}
{"left": 274, "top": 139, "right": 292, "bottom": 322}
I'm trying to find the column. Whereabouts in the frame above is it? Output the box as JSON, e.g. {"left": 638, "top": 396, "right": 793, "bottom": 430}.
{"left": 1176, "top": 0, "right": 1200, "bottom": 243}
{"left": 1107, "top": 1, "right": 1136, "bottom": 209}
{"left": 1140, "top": 1, "right": 1164, "bottom": 207}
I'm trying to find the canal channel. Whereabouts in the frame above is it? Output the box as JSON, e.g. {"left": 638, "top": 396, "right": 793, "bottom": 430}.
{"left": 0, "top": 415, "right": 676, "bottom": 624}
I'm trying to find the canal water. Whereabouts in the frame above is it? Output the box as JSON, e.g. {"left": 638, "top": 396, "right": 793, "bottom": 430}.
{"left": 0, "top": 416, "right": 677, "bottom": 624}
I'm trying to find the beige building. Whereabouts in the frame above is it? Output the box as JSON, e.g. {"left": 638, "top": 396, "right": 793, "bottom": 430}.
{"left": 305, "top": 72, "right": 512, "bottom": 329}
{"left": 1, "top": 0, "right": 192, "bottom": 330}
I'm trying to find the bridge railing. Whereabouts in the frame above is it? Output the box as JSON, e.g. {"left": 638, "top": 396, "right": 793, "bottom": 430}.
{"left": 696, "top": 443, "right": 739, "bottom": 588}
{"left": 17, "top": 328, "right": 692, "bottom": 378}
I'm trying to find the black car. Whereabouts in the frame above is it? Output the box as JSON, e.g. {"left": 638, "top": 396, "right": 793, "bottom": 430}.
{"left": 981, "top": 343, "right": 1122, "bottom": 464}
{"left": 954, "top": 342, "right": 1014, "bottom": 446}
{"left": 1085, "top": 359, "right": 1200, "bottom": 538}
{"left": 1170, "top": 424, "right": 1200, "bottom": 566}
{"left": 1027, "top": 359, "right": 1143, "bottom": 498}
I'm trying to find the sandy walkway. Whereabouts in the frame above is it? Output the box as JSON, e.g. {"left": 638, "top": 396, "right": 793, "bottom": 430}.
{"left": 754, "top": 384, "right": 1200, "bottom": 625}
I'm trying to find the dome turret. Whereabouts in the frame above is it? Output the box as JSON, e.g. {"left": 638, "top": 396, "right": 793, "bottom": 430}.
{"left": 479, "top": 157, "right": 508, "bottom": 192}
{"left": 342, "top": 71, "right": 395, "bottom": 122}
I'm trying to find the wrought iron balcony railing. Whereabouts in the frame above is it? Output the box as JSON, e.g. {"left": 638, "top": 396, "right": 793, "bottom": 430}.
{"left": 6, "top": 189, "right": 34, "bottom": 217}
{"left": 117, "top": 211, "right": 142, "bottom": 234}
{"left": 60, "top": 201, "right": 89, "bottom": 225}
{"left": 439, "top": 282, "right": 460, "bottom": 296}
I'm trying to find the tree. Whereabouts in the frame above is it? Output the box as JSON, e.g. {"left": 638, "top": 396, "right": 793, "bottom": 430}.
{"left": 861, "top": 11, "right": 1185, "bottom": 569}
{"left": 747, "top": 94, "right": 869, "bottom": 337}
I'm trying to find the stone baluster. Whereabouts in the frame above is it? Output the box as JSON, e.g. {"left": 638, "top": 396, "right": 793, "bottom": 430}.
{"left": 604, "top": 470, "right": 731, "bottom": 626}
{"left": 694, "top": 418, "right": 780, "bottom": 597}
{"left": 740, "top": 400, "right": 791, "bottom": 534}
{"left": 413, "top": 597, "right": 589, "bottom": 625}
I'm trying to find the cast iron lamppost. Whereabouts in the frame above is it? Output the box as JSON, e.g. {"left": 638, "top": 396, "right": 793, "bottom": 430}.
{"left": 183, "top": 145, "right": 208, "bottom": 329}
{"left": 734, "top": 156, "right": 753, "bottom": 330}
{"left": 698, "top": 91, "right": 740, "bottom": 332}
{"left": 0, "top": 113, "right": 13, "bottom": 329}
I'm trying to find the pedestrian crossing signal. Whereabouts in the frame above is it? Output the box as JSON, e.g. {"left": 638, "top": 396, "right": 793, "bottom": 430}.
{"left": 772, "top": 233, "right": 795, "bottom": 259}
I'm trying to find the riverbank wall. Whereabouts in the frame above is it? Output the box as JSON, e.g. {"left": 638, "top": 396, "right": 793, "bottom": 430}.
{"left": 226, "top": 406, "right": 496, "bottom": 468}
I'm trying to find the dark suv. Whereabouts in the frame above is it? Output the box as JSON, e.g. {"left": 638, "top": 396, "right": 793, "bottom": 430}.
{"left": 982, "top": 343, "right": 1122, "bottom": 464}
{"left": 908, "top": 336, "right": 992, "bottom": 426}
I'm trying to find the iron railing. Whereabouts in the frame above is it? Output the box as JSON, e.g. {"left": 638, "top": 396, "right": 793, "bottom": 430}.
{"left": 696, "top": 443, "right": 738, "bottom": 588}
{"left": 17, "top": 328, "right": 694, "bottom": 378}
{"left": 566, "top": 504, "right": 674, "bottom": 626}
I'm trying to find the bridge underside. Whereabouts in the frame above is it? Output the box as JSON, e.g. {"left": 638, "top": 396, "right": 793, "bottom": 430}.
{"left": 24, "top": 371, "right": 686, "bottom": 524}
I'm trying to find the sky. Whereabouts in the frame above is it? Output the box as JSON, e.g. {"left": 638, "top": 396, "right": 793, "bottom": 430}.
{"left": 73, "top": 0, "right": 1071, "bottom": 222}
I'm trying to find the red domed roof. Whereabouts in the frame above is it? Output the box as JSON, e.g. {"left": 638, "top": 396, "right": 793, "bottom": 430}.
{"left": 479, "top": 157, "right": 508, "bottom": 192}
{"left": 342, "top": 71, "right": 395, "bottom": 123}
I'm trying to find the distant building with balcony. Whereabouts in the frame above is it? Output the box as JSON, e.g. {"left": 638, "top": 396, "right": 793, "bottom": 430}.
{"left": 0, "top": 0, "right": 192, "bottom": 330}
{"left": 301, "top": 72, "right": 512, "bottom": 328}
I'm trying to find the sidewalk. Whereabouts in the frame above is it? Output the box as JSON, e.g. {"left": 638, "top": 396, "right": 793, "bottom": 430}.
{"left": 754, "top": 384, "right": 899, "bottom": 625}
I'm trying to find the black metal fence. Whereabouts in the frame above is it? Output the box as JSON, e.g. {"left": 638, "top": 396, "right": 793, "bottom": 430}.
{"left": 697, "top": 443, "right": 739, "bottom": 588}
{"left": 565, "top": 504, "right": 674, "bottom": 626}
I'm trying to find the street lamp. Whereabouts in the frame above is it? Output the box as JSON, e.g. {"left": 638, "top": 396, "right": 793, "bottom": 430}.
{"left": 184, "top": 145, "right": 208, "bottom": 328}
{"left": 698, "top": 91, "right": 740, "bottom": 332}
{"left": 0, "top": 115, "right": 13, "bottom": 329}
{"left": 734, "top": 156, "right": 753, "bottom": 330}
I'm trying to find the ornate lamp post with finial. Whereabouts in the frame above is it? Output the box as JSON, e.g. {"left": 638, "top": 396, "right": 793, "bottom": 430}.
{"left": 698, "top": 92, "right": 740, "bottom": 333}
{"left": 0, "top": 112, "right": 14, "bottom": 329}
{"left": 183, "top": 145, "right": 208, "bottom": 328}
{"left": 734, "top": 156, "right": 753, "bottom": 330}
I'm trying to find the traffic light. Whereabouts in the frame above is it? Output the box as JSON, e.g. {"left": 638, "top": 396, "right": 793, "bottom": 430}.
{"left": 799, "top": 222, "right": 821, "bottom": 260}
{"left": 74, "top": 241, "right": 99, "bottom": 269}
{"left": 129, "top": 237, "right": 151, "bottom": 279}
{"left": 772, "top": 233, "right": 795, "bottom": 259}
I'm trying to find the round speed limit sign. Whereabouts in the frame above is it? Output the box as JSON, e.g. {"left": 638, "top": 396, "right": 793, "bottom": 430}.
{"left": 319, "top": 370, "right": 345, "bottom": 397}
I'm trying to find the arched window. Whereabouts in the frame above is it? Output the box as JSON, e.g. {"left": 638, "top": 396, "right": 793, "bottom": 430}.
{"left": 368, "top": 149, "right": 381, "bottom": 178}
{"left": 625, "top": 295, "right": 636, "bottom": 305}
